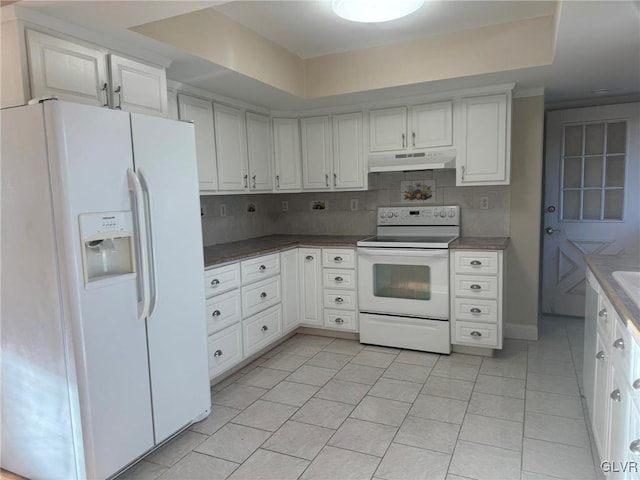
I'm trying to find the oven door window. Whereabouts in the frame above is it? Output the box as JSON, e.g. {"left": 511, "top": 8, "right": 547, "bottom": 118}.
{"left": 373, "top": 263, "right": 431, "bottom": 300}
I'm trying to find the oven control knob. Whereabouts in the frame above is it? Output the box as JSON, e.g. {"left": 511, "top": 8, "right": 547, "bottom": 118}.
{"left": 393, "top": 212, "right": 399, "bottom": 217}
{"left": 380, "top": 212, "right": 387, "bottom": 218}
{"left": 448, "top": 210, "right": 455, "bottom": 217}
{"left": 439, "top": 211, "right": 447, "bottom": 217}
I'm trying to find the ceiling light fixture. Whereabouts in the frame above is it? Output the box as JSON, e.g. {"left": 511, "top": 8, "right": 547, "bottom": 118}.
{"left": 331, "top": 0, "right": 425, "bottom": 23}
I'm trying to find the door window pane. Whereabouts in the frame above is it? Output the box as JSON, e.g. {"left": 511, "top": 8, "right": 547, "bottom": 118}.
{"left": 563, "top": 157, "right": 582, "bottom": 188}
{"left": 562, "top": 190, "right": 581, "bottom": 220}
{"left": 583, "top": 190, "right": 602, "bottom": 220}
{"left": 584, "top": 157, "right": 603, "bottom": 188}
{"left": 605, "top": 156, "right": 625, "bottom": 187}
{"left": 604, "top": 190, "right": 624, "bottom": 220}
{"left": 373, "top": 264, "right": 431, "bottom": 300}
{"left": 564, "top": 125, "right": 583, "bottom": 156}
{"left": 607, "top": 122, "right": 626, "bottom": 154}
{"left": 585, "top": 123, "right": 605, "bottom": 155}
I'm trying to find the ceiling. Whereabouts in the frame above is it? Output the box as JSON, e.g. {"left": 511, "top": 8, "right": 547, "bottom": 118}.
{"left": 9, "top": 0, "right": 640, "bottom": 110}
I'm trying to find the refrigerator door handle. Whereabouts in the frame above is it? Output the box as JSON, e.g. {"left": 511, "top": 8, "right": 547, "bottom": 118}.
{"left": 138, "top": 169, "right": 158, "bottom": 318}
{"left": 127, "top": 168, "right": 151, "bottom": 321}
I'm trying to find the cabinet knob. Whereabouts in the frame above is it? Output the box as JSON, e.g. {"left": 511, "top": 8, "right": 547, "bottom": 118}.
{"left": 213, "top": 349, "right": 223, "bottom": 358}
{"left": 596, "top": 351, "right": 605, "bottom": 360}
{"left": 630, "top": 439, "right": 640, "bottom": 455}
{"left": 598, "top": 308, "right": 608, "bottom": 318}
{"left": 334, "top": 318, "right": 345, "bottom": 324}
{"left": 212, "top": 310, "right": 221, "bottom": 317}
{"left": 259, "top": 265, "right": 267, "bottom": 271}
{"left": 306, "top": 255, "right": 314, "bottom": 261}
{"left": 470, "top": 284, "right": 482, "bottom": 290}
{"left": 275, "top": 175, "right": 280, "bottom": 188}
{"left": 610, "top": 389, "right": 621, "bottom": 402}
{"left": 470, "top": 260, "right": 482, "bottom": 266}
{"left": 261, "top": 325, "right": 268, "bottom": 332}
{"left": 260, "top": 292, "right": 268, "bottom": 299}
{"left": 470, "top": 308, "right": 482, "bottom": 314}
{"left": 334, "top": 297, "right": 344, "bottom": 304}
{"left": 633, "top": 379, "right": 640, "bottom": 390}
{"left": 613, "top": 338, "right": 625, "bottom": 350}
{"left": 211, "top": 279, "right": 220, "bottom": 286}
{"left": 334, "top": 276, "right": 344, "bottom": 282}
{"left": 470, "top": 331, "right": 482, "bottom": 337}
{"left": 334, "top": 256, "right": 343, "bottom": 262}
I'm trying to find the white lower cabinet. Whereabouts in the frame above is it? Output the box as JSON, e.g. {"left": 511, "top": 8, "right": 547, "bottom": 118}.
{"left": 324, "top": 309, "right": 356, "bottom": 330}
{"left": 241, "top": 275, "right": 281, "bottom": 318}
{"left": 299, "top": 248, "right": 323, "bottom": 327}
{"left": 206, "top": 289, "right": 241, "bottom": 335}
{"left": 208, "top": 324, "right": 242, "bottom": 379}
{"left": 281, "top": 249, "right": 301, "bottom": 333}
{"left": 243, "top": 305, "right": 282, "bottom": 357}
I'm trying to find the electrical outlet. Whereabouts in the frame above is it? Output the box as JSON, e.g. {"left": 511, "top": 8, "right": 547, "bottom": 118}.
{"left": 480, "top": 196, "right": 489, "bottom": 210}
{"left": 282, "top": 200, "right": 289, "bottom": 212}
{"left": 220, "top": 204, "right": 227, "bottom": 217}
{"left": 350, "top": 199, "right": 358, "bottom": 211}
{"left": 200, "top": 205, "right": 207, "bottom": 217}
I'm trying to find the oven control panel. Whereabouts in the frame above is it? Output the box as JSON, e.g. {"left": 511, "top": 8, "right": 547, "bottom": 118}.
{"left": 377, "top": 206, "right": 460, "bottom": 226}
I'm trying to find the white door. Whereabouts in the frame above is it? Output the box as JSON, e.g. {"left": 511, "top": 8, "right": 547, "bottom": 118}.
{"left": 369, "top": 106, "right": 407, "bottom": 152}
{"left": 109, "top": 54, "right": 167, "bottom": 116}
{"left": 214, "top": 103, "right": 248, "bottom": 191}
{"left": 411, "top": 101, "right": 453, "bottom": 149}
{"left": 299, "top": 248, "right": 322, "bottom": 326}
{"left": 273, "top": 118, "right": 302, "bottom": 191}
{"left": 542, "top": 103, "right": 640, "bottom": 316}
{"left": 246, "top": 112, "right": 274, "bottom": 191}
{"left": 332, "top": 112, "right": 364, "bottom": 189}
{"left": 301, "top": 116, "right": 332, "bottom": 190}
{"left": 130, "top": 114, "right": 210, "bottom": 443}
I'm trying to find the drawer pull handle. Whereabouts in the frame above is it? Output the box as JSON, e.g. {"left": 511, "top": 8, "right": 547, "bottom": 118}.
{"left": 598, "top": 308, "right": 607, "bottom": 318}
{"left": 633, "top": 379, "right": 640, "bottom": 390}
{"left": 630, "top": 440, "right": 640, "bottom": 455}
{"left": 260, "top": 292, "right": 268, "bottom": 299}
{"left": 334, "top": 276, "right": 344, "bottom": 282}
{"left": 470, "top": 331, "right": 482, "bottom": 337}
{"left": 610, "top": 389, "right": 621, "bottom": 402}
{"left": 595, "top": 350, "right": 605, "bottom": 360}
{"left": 613, "top": 338, "right": 625, "bottom": 350}
{"left": 470, "top": 260, "right": 482, "bottom": 266}
{"left": 211, "top": 279, "right": 220, "bottom": 286}
{"left": 259, "top": 265, "right": 266, "bottom": 271}
{"left": 335, "top": 297, "right": 344, "bottom": 304}
{"left": 470, "top": 284, "right": 482, "bottom": 290}
{"left": 334, "top": 318, "right": 345, "bottom": 324}
{"left": 213, "top": 349, "right": 223, "bottom": 358}
{"left": 470, "top": 308, "right": 482, "bottom": 314}
{"left": 306, "top": 255, "right": 314, "bottom": 261}
{"left": 212, "top": 310, "right": 221, "bottom": 317}
{"left": 334, "top": 256, "right": 343, "bottom": 262}
{"left": 261, "top": 325, "right": 268, "bottom": 332}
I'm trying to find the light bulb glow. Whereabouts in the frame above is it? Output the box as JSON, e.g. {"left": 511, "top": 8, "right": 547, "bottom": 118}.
{"left": 331, "top": 0, "right": 425, "bottom": 23}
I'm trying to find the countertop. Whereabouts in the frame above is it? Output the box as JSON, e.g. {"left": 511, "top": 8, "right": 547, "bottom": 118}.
{"left": 585, "top": 254, "right": 640, "bottom": 334}
{"left": 450, "top": 237, "right": 510, "bottom": 250}
{"left": 204, "top": 235, "right": 365, "bottom": 267}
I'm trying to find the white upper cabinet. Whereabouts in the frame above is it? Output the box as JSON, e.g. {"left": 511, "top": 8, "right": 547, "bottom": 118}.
{"left": 332, "top": 112, "right": 364, "bottom": 189}
{"left": 457, "top": 93, "right": 510, "bottom": 186}
{"left": 166, "top": 89, "right": 179, "bottom": 121}
{"left": 245, "top": 112, "right": 273, "bottom": 192}
{"left": 178, "top": 94, "right": 218, "bottom": 192}
{"left": 214, "top": 103, "right": 248, "bottom": 191}
{"left": 273, "top": 118, "right": 302, "bottom": 192}
{"left": 369, "top": 101, "right": 453, "bottom": 153}
{"left": 301, "top": 116, "right": 333, "bottom": 190}
{"left": 109, "top": 54, "right": 167, "bottom": 116}
{"left": 26, "top": 29, "right": 109, "bottom": 107}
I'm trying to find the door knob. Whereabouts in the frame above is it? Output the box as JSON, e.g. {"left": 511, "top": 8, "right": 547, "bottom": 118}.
{"left": 546, "top": 205, "right": 556, "bottom": 213}
{"left": 545, "top": 226, "right": 560, "bottom": 235}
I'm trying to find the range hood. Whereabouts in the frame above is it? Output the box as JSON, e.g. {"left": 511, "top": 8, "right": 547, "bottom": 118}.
{"left": 368, "top": 148, "right": 456, "bottom": 172}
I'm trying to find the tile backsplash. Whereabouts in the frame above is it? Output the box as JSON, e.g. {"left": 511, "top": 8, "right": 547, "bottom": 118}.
{"left": 200, "top": 169, "right": 510, "bottom": 246}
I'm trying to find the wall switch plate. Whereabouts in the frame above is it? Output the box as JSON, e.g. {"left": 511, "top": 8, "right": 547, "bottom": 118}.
{"left": 350, "top": 199, "right": 358, "bottom": 211}
{"left": 282, "top": 200, "right": 289, "bottom": 212}
{"left": 220, "top": 204, "right": 227, "bottom": 217}
{"left": 480, "top": 196, "right": 489, "bottom": 210}
{"left": 200, "top": 205, "right": 207, "bottom": 217}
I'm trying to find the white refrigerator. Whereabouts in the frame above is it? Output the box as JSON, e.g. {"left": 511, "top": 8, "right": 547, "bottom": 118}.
{"left": 1, "top": 100, "right": 211, "bottom": 479}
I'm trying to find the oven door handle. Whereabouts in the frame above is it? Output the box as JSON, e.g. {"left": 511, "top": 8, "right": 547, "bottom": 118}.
{"left": 357, "top": 248, "right": 449, "bottom": 258}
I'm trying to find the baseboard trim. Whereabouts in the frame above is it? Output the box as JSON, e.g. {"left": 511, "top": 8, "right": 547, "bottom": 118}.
{"left": 504, "top": 323, "right": 538, "bottom": 341}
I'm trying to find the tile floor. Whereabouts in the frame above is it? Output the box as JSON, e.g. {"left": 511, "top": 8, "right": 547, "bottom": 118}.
{"left": 120, "top": 315, "right": 600, "bottom": 480}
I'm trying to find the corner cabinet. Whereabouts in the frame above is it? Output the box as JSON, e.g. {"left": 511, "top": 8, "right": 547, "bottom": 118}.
{"left": 214, "top": 103, "right": 249, "bottom": 192}
{"left": 301, "top": 117, "right": 333, "bottom": 190}
{"left": 245, "top": 112, "right": 274, "bottom": 192}
{"left": 332, "top": 112, "right": 365, "bottom": 190}
{"left": 457, "top": 93, "right": 510, "bottom": 186}
{"left": 273, "top": 118, "right": 303, "bottom": 192}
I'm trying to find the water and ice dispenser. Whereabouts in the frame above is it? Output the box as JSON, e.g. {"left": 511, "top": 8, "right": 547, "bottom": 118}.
{"left": 79, "top": 212, "right": 136, "bottom": 286}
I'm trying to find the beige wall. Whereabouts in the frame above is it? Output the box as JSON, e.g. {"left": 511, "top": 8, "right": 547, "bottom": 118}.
{"left": 506, "top": 96, "right": 545, "bottom": 339}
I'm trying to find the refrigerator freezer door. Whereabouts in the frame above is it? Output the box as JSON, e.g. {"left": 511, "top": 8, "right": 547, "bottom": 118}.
{"left": 130, "top": 114, "right": 211, "bottom": 442}
{"left": 45, "top": 101, "right": 155, "bottom": 479}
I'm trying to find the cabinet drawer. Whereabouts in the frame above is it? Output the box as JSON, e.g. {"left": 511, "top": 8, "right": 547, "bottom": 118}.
{"left": 597, "top": 292, "right": 615, "bottom": 342}
{"left": 243, "top": 305, "right": 282, "bottom": 357}
{"left": 205, "top": 263, "right": 241, "bottom": 298}
{"left": 324, "top": 309, "right": 357, "bottom": 332}
{"left": 454, "top": 321, "right": 499, "bottom": 348}
{"left": 322, "top": 248, "right": 355, "bottom": 269}
{"left": 241, "top": 275, "right": 281, "bottom": 318}
{"left": 454, "top": 298, "right": 498, "bottom": 324}
{"left": 324, "top": 289, "right": 357, "bottom": 310}
{"left": 206, "top": 289, "right": 241, "bottom": 335}
{"left": 208, "top": 324, "right": 242, "bottom": 379}
{"left": 241, "top": 253, "right": 280, "bottom": 284}
{"left": 323, "top": 269, "right": 356, "bottom": 289}
{"left": 454, "top": 251, "right": 499, "bottom": 275}
{"left": 612, "top": 315, "right": 633, "bottom": 382}
{"left": 454, "top": 275, "right": 498, "bottom": 299}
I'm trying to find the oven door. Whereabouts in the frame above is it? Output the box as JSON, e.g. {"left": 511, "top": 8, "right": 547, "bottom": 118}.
{"left": 357, "top": 247, "right": 449, "bottom": 319}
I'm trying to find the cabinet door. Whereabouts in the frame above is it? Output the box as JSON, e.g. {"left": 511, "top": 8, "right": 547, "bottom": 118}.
{"left": 273, "top": 118, "right": 302, "bottom": 191}
{"left": 593, "top": 332, "right": 612, "bottom": 461}
{"left": 369, "top": 106, "right": 407, "bottom": 152}
{"left": 178, "top": 94, "right": 218, "bottom": 191}
{"left": 458, "top": 94, "right": 509, "bottom": 185}
{"left": 301, "top": 116, "right": 332, "bottom": 190}
{"left": 26, "top": 29, "right": 108, "bottom": 107}
{"left": 246, "top": 112, "right": 274, "bottom": 191}
{"left": 411, "top": 101, "right": 453, "bottom": 149}
{"left": 109, "top": 54, "right": 167, "bottom": 117}
{"left": 299, "top": 248, "right": 322, "bottom": 326}
{"left": 214, "top": 103, "right": 248, "bottom": 191}
{"left": 608, "top": 366, "right": 631, "bottom": 475}
{"left": 281, "top": 249, "right": 300, "bottom": 333}
{"left": 332, "top": 112, "right": 364, "bottom": 189}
